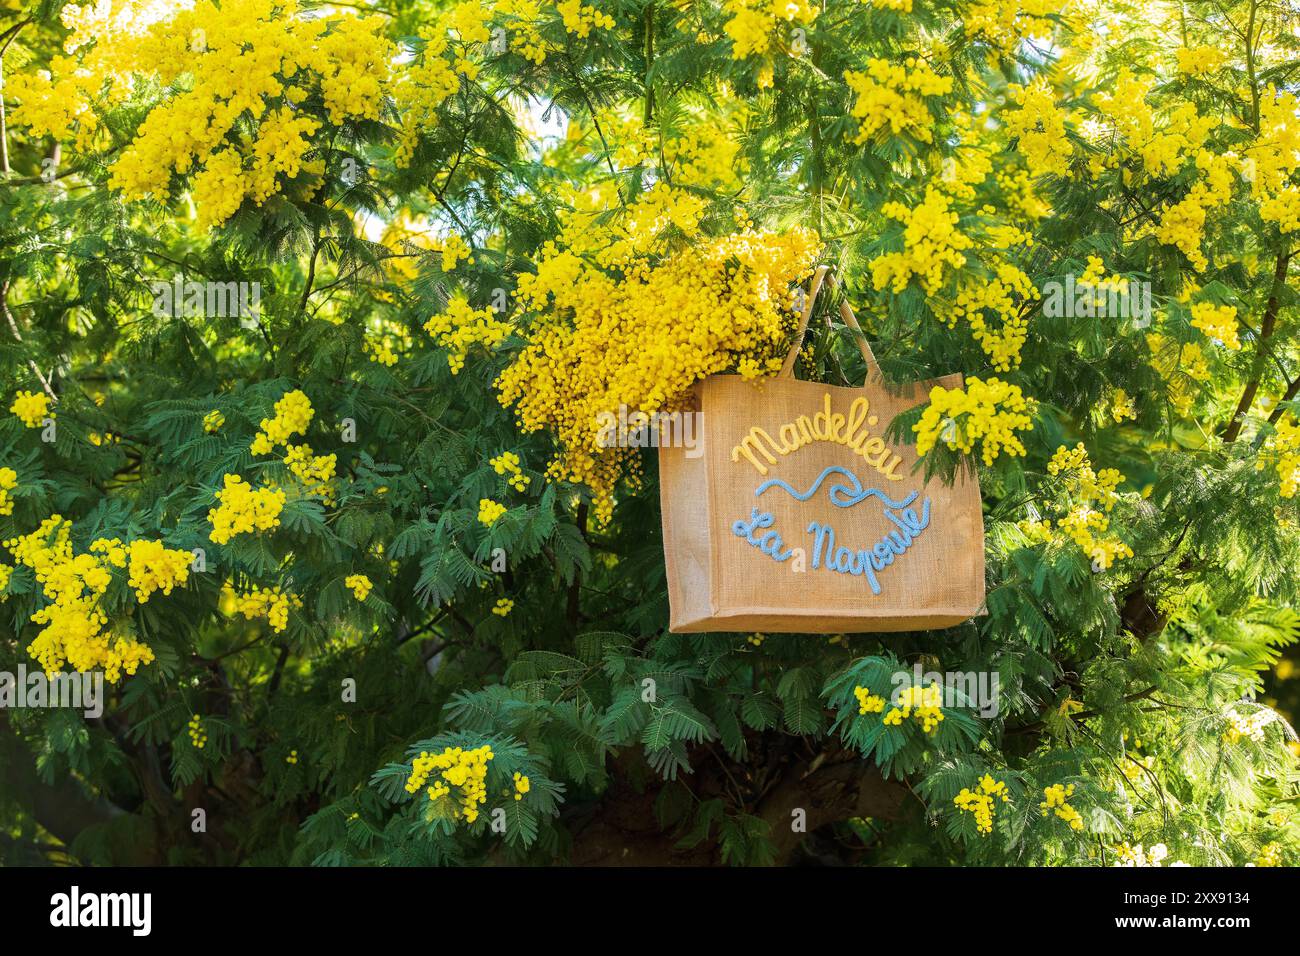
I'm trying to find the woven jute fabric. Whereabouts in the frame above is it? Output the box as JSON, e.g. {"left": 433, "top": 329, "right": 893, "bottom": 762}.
{"left": 659, "top": 267, "right": 985, "bottom": 633}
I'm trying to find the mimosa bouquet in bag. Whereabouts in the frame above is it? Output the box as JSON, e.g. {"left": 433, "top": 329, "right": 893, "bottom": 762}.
{"left": 497, "top": 236, "right": 990, "bottom": 632}
{"left": 659, "top": 266, "right": 987, "bottom": 632}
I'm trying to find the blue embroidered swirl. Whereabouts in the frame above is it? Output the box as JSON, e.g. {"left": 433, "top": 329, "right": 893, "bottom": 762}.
{"left": 755, "top": 466, "right": 917, "bottom": 510}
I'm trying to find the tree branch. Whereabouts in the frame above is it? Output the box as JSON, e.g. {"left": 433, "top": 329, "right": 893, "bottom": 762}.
{"left": 1, "top": 280, "right": 58, "bottom": 402}
{"left": 1222, "top": 246, "right": 1291, "bottom": 443}
{"left": 1266, "top": 375, "right": 1300, "bottom": 425}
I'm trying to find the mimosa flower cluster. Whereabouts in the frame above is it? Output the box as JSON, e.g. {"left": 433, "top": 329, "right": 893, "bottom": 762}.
{"left": 882, "top": 683, "right": 945, "bottom": 733}
{"left": 428, "top": 109, "right": 754, "bottom": 496}
{"left": 7, "top": 0, "right": 617, "bottom": 224}
{"left": 1120, "top": 752, "right": 1153, "bottom": 785}
{"left": 284, "top": 444, "right": 338, "bottom": 504}
{"left": 871, "top": 189, "right": 973, "bottom": 295}
{"left": 1045, "top": 443, "right": 1133, "bottom": 570}
{"left": 1074, "top": 255, "right": 1132, "bottom": 306}
{"left": 1113, "top": 842, "right": 1182, "bottom": 866}
{"left": 126, "top": 539, "right": 193, "bottom": 602}
{"left": 854, "top": 686, "right": 886, "bottom": 714}
{"left": 493, "top": 0, "right": 551, "bottom": 65}
{"left": 844, "top": 58, "right": 953, "bottom": 146}
{"left": 345, "top": 574, "right": 373, "bottom": 601}
{"left": 1154, "top": 149, "right": 1235, "bottom": 273}
{"left": 722, "top": 0, "right": 818, "bottom": 62}
{"left": 1095, "top": 70, "right": 1214, "bottom": 180}
{"left": 3, "top": 517, "right": 156, "bottom": 682}
{"left": 1254, "top": 842, "right": 1283, "bottom": 867}
{"left": 424, "top": 298, "right": 512, "bottom": 375}
{"left": 1048, "top": 443, "right": 1122, "bottom": 510}
{"left": 246, "top": 389, "right": 337, "bottom": 503}
{"left": 545, "top": 172, "right": 726, "bottom": 270}
{"left": 1188, "top": 301, "right": 1240, "bottom": 350}
{"left": 208, "top": 475, "right": 286, "bottom": 545}
{"left": 18, "top": 0, "right": 397, "bottom": 228}
{"left": 1259, "top": 415, "right": 1300, "bottom": 499}
{"left": 1223, "top": 706, "right": 1273, "bottom": 744}
{"left": 1040, "top": 783, "right": 1084, "bottom": 830}
{"left": 231, "top": 584, "right": 302, "bottom": 633}
{"left": 10, "top": 391, "right": 52, "bottom": 429}
{"left": 1252, "top": 89, "right": 1300, "bottom": 235}
{"left": 1090, "top": 68, "right": 1242, "bottom": 273}
{"left": 913, "top": 376, "right": 1035, "bottom": 465}
{"left": 502, "top": 110, "right": 750, "bottom": 331}
{"left": 390, "top": 21, "right": 468, "bottom": 168}
{"left": 1004, "top": 81, "right": 1072, "bottom": 176}
{"left": 0, "top": 467, "right": 18, "bottom": 516}
{"left": 943, "top": 261, "right": 1036, "bottom": 371}
{"left": 478, "top": 498, "right": 507, "bottom": 527}
{"left": 405, "top": 745, "right": 495, "bottom": 823}
{"left": 954, "top": 774, "right": 1010, "bottom": 835}
{"left": 555, "top": 0, "right": 615, "bottom": 37}
{"left": 393, "top": 0, "right": 616, "bottom": 162}
{"left": 1016, "top": 514, "right": 1054, "bottom": 545}
{"left": 1145, "top": 332, "right": 1210, "bottom": 417}
{"left": 251, "top": 389, "right": 315, "bottom": 455}
{"left": 188, "top": 715, "right": 208, "bottom": 750}
{"left": 1175, "top": 46, "right": 1224, "bottom": 76}
{"left": 512, "top": 771, "right": 530, "bottom": 800}
{"left": 365, "top": 338, "right": 400, "bottom": 367}
{"left": 965, "top": 0, "right": 1056, "bottom": 55}
{"left": 489, "top": 451, "right": 531, "bottom": 492}
{"left": 497, "top": 228, "right": 820, "bottom": 524}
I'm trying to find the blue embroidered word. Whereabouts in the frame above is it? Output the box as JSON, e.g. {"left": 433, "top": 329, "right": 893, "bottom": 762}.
{"left": 807, "top": 498, "right": 931, "bottom": 594}
{"left": 757, "top": 466, "right": 918, "bottom": 510}
{"left": 732, "top": 508, "right": 795, "bottom": 562}
{"left": 731, "top": 465, "right": 934, "bottom": 592}
{"left": 729, "top": 465, "right": 934, "bottom": 593}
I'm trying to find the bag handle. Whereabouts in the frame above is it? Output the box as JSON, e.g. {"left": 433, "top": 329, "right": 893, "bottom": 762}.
{"left": 778, "top": 264, "right": 883, "bottom": 382}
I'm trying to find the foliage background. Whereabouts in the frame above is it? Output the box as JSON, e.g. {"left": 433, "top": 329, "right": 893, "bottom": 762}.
{"left": 0, "top": 0, "right": 1298, "bottom": 866}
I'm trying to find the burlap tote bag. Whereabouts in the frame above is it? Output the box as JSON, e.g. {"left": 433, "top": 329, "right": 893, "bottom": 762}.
{"left": 659, "top": 265, "right": 985, "bottom": 633}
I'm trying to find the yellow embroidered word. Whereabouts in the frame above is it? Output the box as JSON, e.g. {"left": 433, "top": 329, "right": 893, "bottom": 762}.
{"left": 731, "top": 394, "right": 903, "bottom": 481}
